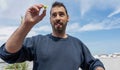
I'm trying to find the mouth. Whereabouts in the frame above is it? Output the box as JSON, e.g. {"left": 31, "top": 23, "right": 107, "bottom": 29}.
{"left": 55, "top": 22, "right": 62, "bottom": 26}
{"left": 55, "top": 21, "right": 62, "bottom": 25}
{"left": 54, "top": 22, "right": 63, "bottom": 28}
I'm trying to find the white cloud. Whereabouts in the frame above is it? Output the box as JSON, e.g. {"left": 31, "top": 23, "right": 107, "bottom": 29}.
{"left": 38, "top": 25, "right": 51, "bottom": 32}
{"left": 67, "top": 23, "right": 81, "bottom": 32}
{"left": 81, "top": 18, "right": 120, "bottom": 31}
{"left": 0, "top": 26, "right": 17, "bottom": 41}
{"left": 108, "top": 8, "right": 120, "bottom": 18}
{"left": 80, "top": 0, "right": 93, "bottom": 17}
{"left": 67, "top": 17, "right": 120, "bottom": 32}
{"left": 0, "top": 25, "right": 51, "bottom": 42}
{"left": 0, "top": 0, "right": 8, "bottom": 11}
{"left": 0, "top": 0, "right": 54, "bottom": 20}
{"left": 80, "top": 23, "right": 103, "bottom": 31}
{"left": 0, "top": 26, "right": 35, "bottom": 41}
{"left": 0, "top": 0, "right": 35, "bottom": 20}
{"left": 80, "top": 0, "right": 120, "bottom": 17}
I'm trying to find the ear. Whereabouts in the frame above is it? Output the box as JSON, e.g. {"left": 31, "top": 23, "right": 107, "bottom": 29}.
{"left": 67, "top": 15, "right": 69, "bottom": 22}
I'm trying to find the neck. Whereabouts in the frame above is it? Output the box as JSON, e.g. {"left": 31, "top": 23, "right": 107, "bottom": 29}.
{"left": 52, "top": 31, "right": 68, "bottom": 38}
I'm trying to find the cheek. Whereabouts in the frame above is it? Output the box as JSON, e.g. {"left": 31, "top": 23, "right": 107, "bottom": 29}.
{"left": 50, "top": 17, "right": 55, "bottom": 22}
{"left": 62, "top": 17, "right": 69, "bottom": 22}
{"left": 50, "top": 18, "right": 54, "bottom": 24}
{"left": 50, "top": 20, "right": 55, "bottom": 26}
{"left": 62, "top": 19, "right": 68, "bottom": 24}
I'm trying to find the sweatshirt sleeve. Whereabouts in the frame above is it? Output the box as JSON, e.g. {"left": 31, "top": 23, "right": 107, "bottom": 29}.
{"left": 80, "top": 42, "right": 105, "bottom": 70}
{"left": 0, "top": 43, "right": 21, "bottom": 63}
{"left": 0, "top": 37, "right": 34, "bottom": 64}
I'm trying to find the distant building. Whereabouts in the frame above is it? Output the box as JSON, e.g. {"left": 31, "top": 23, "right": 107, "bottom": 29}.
{"left": 111, "top": 53, "right": 120, "bottom": 57}
{"left": 100, "top": 54, "right": 109, "bottom": 58}
{"left": 94, "top": 53, "right": 120, "bottom": 58}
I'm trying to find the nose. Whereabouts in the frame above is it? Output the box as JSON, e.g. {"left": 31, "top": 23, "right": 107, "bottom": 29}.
{"left": 56, "top": 14, "right": 60, "bottom": 20}
{"left": 55, "top": 15, "right": 61, "bottom": 23}
{"left": 56, "top": 19, "right": 60, "bottom": 23}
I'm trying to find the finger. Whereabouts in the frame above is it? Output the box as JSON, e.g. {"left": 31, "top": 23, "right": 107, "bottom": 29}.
{"left": 32, "top": 4, "right": 46, "bottom": 15}
{"left": 29, "top": 6, "right": 39, "bottom": 13}
{"left": 28, "top": 4, "right": 43, "bottom": 13}
{"left": 38, "top": 10, "right": 46, "bottom": 21}
{"left": 34, "top": 4, "right": 44, "bottom": 10}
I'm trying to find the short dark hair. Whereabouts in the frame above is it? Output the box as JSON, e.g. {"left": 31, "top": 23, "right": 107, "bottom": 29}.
{"left": 50, "top": 1, "right": 68, "bottom": 16}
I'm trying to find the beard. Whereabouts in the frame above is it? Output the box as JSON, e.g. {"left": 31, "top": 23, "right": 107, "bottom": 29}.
{"left": 52, "top": 22, "right": 67, "bottom": 33}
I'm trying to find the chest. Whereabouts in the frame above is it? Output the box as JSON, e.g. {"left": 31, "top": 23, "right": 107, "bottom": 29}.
{"left": 35, "top": 39, "right": 82, "bottom": 65}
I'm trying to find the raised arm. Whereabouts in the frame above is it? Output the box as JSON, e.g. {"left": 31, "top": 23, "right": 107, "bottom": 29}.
{"left": 5, "top": 4, "right": 46, "bottom": 53}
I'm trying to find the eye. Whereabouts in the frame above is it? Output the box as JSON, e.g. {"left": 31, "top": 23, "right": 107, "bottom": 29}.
{"left": 59, "top": 12, "right": 65, "bottom": 17}
{"left": 51, "top": 13, "right": 57, "bottom": 18}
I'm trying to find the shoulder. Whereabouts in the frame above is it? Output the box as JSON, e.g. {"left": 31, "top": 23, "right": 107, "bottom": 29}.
{"left": 68, "top": 35, "right": 85, "bottom": 45}
{"left": 24, "top": 34, "right": 49, "bottom": 42}
{"left": 68, "top": 35, "right": 81, "bottom": 42}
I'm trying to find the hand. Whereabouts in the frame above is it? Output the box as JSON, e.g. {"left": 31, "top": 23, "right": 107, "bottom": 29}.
{"left": 23, "top": 4, "right": 46, "bottom": 25}
{"left": 95, "top": 66, "right": 104, "bottom": 70}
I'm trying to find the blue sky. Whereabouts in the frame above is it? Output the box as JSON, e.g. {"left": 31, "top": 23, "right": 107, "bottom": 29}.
{"left": 0, "top": 0, "right": 120, "bottom": 55}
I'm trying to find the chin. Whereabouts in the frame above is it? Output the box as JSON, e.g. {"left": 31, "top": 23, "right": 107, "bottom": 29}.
{"left": 54, "top": 28, "right": 63, "bottom": 33}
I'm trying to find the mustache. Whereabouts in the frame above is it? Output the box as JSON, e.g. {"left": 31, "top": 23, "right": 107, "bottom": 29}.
{"left": 55, "top": 20, "right": 63, "bottom": 25}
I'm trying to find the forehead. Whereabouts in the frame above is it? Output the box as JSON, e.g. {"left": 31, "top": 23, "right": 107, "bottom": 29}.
{"left": 51, "top": 6, "right": 66, "bottom": 14}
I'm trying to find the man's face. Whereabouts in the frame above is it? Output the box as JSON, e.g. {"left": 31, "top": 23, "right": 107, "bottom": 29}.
{"left": 50, "top": 6, "right": 69, "bottom": 32}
